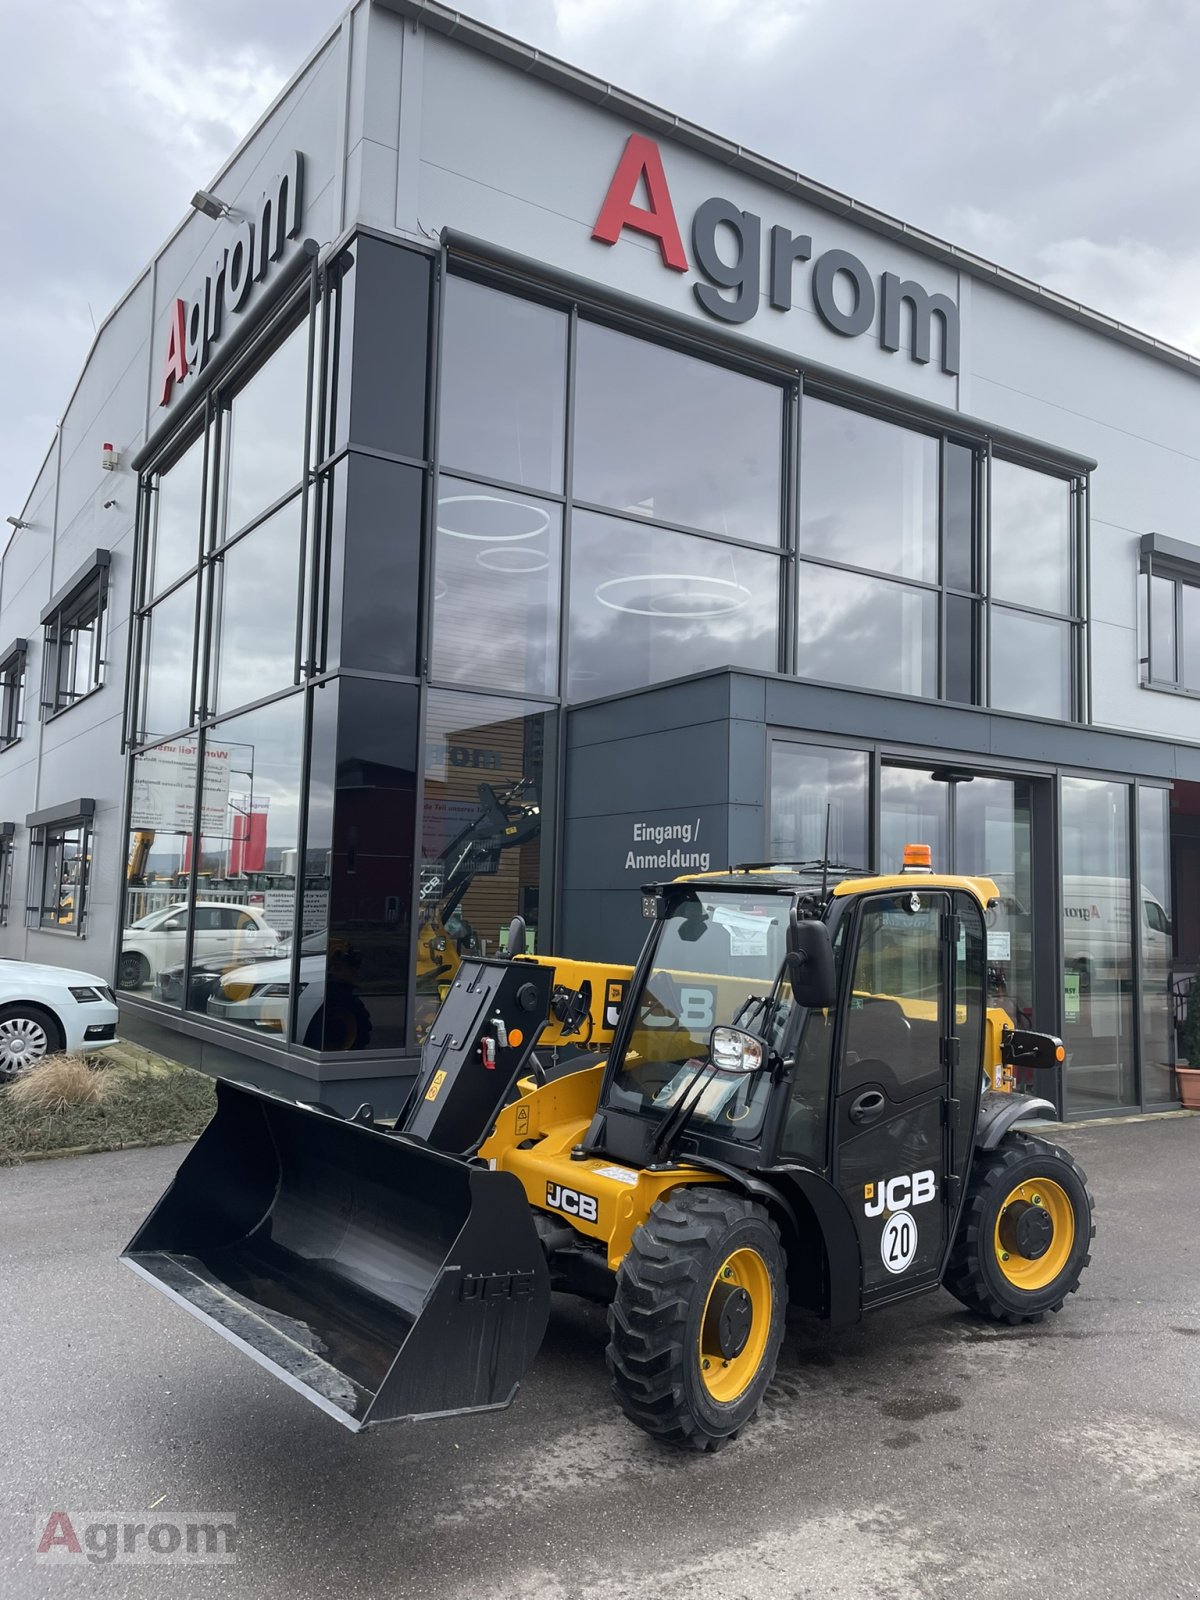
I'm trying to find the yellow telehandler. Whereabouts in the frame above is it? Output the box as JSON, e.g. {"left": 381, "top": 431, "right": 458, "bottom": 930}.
{"left": 124, "top": 849, "right": 1094, "bottom": 1451}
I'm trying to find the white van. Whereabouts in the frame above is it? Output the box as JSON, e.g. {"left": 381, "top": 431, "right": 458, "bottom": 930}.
{"left": 1062, "top": 876, "right": 1171, "bottom": 992}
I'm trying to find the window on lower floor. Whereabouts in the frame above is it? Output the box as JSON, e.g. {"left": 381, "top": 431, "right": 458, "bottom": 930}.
{"left": 29, "top": 817, "right": 93, "bottom": 933}
{"left": 42, "top": 560, "right": 109, "bottom": 717}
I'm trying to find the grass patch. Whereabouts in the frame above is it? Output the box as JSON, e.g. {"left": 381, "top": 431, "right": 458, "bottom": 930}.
{"left": 0, "top": 1048, "right": 215, "bottom": 1166}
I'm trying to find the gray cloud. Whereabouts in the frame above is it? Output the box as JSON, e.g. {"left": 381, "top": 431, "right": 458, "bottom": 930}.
{"left": 5, "top": 0, "right": 1200, "bottom": 529}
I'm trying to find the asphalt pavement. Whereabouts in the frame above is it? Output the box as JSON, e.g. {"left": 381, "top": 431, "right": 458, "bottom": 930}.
{"left": 2, "top": 1116, "right": 1199, "bottom": 1600}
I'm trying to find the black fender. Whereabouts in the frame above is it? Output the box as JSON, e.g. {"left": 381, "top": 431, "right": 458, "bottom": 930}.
{"left": 688, "top": 1155, "right": 862, "bottom": 1330}
{"left": 976, "top": 1089, "right": 1058, "bottom": 1150}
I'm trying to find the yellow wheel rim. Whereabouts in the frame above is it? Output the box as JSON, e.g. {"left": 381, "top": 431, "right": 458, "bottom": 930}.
{"left": 698, "top": 1247, "right": 772, "bottom": 1403}
{"left": 994, "top": 1178, "right": 1075, "bottom": 1290}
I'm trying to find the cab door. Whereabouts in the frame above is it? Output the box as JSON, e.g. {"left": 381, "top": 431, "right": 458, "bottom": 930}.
{"left": 832, "top": 890, "right": 954, "bottom": 1302}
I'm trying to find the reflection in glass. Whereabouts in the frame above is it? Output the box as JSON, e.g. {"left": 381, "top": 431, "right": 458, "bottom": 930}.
{"left": 574, "top": 322, "right": 783, "bottom": 543}
{"left": 309, "top": 678, "right": 419, "bottom": 1051}
{"left": 152, "top": 433, "right": 205, "bottom": 597}
{"left": 957, "top": 778, "right": 1035, "bottom": 1031}
{"left": 945, "top": 593, "right": 976, "bottom": 704}
{"left": 1061, "top": 776, "right": 1134, "bottom": 1111}
{"left": 1149, "top": 574, "right": 1176, "bottom": 683}
{"left": 177, "top": 697, "right": 305, "bottom": 1037}
{"left": 990, "top": 607, "right": 1071, "bottom": 720}
{"left": 769, "top": 743, "right": 869, "bottom": 867}
{"left": 568, "top": 511, "right": 779, "bottom": 700}
{"left": 140, "top": 579, "right": 197, "bottom": 742}
{"left": 880, "top": 767, "right": 949, "bottom": 876}
{"left": 990, "top": 459, "right": 1072, "bottom": 615}
{"left": 121, "top": 783, "right": 191, "bottom": 991}
{"left": 223, "top": 320, "right": 308, "bottom": 539}
{"left": 418, "top": 690, "right": 553, "bottom": 1039}
{"left": 432, "top": 479, "right": 561, "bottom": 696}
{"left": 1138, "top": 786, "right": 1175, "bottom": 1103}
{"left": 1183, "top": 584, "right": 1200, "bottom": 692}
{"left": 439, "top": 278, "right": 567, "bottom": 492}
{"left": 212, "top": 498, "right": 301, "bottom": 714}
{"left": 800, "top": 399, "right": 938, "bottom": 582}
{"left": 797, "top": 562, "right": 936, "bottom": 697}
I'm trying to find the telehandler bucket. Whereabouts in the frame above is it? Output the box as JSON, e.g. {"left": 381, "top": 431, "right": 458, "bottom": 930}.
{"left": 121, "top": 1079, "right": 551, "bottom": 1431}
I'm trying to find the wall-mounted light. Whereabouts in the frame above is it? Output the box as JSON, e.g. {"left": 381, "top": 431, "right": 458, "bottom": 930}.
{"left": 190, "top": 188, "right": 233, "bottom": 221}
{"left": 5, "top": 517, "right": 30, "bottom": 531}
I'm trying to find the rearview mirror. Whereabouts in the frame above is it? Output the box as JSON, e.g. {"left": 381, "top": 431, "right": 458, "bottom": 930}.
{"left": 787, "top": 915, "right": 837, "bottom": 1010}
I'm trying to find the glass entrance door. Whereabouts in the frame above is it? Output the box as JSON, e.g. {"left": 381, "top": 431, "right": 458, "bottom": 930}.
{"left": 881, "top": 766, "right": 1036, "bottom": 1029}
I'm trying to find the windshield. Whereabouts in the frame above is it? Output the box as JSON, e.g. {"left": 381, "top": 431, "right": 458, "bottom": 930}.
{"left": 130, "top": 906, "right": 185, "bottom": 930}
{"left": 607, "top": 890, "right": 793, "bottom": 1143}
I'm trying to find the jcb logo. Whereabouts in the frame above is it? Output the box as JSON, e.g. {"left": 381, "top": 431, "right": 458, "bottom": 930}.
{"left": 546, "top": 1182, "right": 599, "bottom": 1224}
{"left": 864, "top": 1169, "right": 937, "bottom": 1218}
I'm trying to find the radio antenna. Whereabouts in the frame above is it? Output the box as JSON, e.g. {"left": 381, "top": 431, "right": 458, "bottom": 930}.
{"left": 820, "top": 803, "right": 832, "bottom": 899}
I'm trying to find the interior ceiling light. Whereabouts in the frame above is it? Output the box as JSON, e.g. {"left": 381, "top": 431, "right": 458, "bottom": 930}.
{"left": 594, "top": 574, "right": 752, "bottom": 618}
{"left": 438, "top": 493, "right": 550, "bottom": 542}
{"left": 476, "top": 546, "right": 550, "bottom": 575}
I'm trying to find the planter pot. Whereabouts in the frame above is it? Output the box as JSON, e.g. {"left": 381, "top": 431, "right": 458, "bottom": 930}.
{"left": 1176, "top": 1064, "right": 1200, "bottom": 1110}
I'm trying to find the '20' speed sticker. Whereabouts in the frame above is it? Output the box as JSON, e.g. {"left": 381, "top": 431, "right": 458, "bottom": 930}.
{"left": 881, "top": 1211, "right": 919, "bottom": 1274}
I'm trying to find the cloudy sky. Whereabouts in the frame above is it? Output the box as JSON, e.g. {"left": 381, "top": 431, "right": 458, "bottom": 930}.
{"left": 4, "top": 0, "right": 1200, "bottom": 526}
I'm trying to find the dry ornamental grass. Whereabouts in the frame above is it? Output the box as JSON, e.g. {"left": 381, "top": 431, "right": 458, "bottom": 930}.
{"left": 5, "top": 1055, "right": 113, "bottom": 1113}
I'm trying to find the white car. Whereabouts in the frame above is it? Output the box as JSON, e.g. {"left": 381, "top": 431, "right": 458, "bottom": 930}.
{"left": 119, "top": 901, "right": 282, "bottom": 990}
{"left": 0, "top": 959, "right": 119, "bottom": 1081}
{"left": 205, "top": 935, "right": 372, "bottom": 1051}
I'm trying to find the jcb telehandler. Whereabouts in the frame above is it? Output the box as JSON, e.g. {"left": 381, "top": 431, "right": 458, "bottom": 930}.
{"left": 124, "top": 851, "right": 1095, "bottom": 1451}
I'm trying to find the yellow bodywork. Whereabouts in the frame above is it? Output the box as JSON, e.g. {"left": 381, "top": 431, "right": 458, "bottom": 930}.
{"left": 478, "top": 1064, "right": 715, "bottom": 1271}
{"left": 475, "top": 869, "right": 1026, "bottom": 1275}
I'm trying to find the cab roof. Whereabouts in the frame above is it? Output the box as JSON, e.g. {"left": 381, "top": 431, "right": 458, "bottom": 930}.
{"left": 660, "top": 863, "right": 1000, "bottom": 908}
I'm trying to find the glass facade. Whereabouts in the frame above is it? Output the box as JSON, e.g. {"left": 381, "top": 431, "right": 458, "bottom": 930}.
{"left": 123, "top": 232, "right": 1147, "bottom": 1117}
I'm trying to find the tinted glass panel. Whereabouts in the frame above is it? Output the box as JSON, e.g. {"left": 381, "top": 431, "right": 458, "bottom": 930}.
{"left": 152, "top": 434, "right": 205, "bottom": 597}
{"left": 944, "top": 441, "right": 976, "bottom": 591}
{"left": 439, "top": 278, "right": 566, "bottom": 492}
{"left": 186, "top": 697, "right": 305, "bottom": 1036}
{"left": 1061, "top": 776, "right": 1134, "bottom": 1111}
{"left": 1149, "top": 574, "right": 1176, "bottom": 682}
{"left": 568, "top": 510, "right": 779, "bottom": 700}
{"left": 769, "top": 743, "right": 869, "bottom": 867}
{"left": 1138, "top": 786, "right": 1174, "bottom": 1104}
{"left": 212, "top": 498, "right": 301, "bottom": 714}
{"left": 312, "top": 677, "right": 419, "bottom": 1051}
{"left": 800, "top": 399, "right": 938, "bottom": 583}
{"left": 797, "top": 563, "right": 936, "bottom": 697}
{"left": 944, "top": 592, "right": 976, "bottom": 703}
{"left": 1182, "top": 583, "right": 1200, "bottom": 692}
{"left": 342, "top": 237, "right": 431, "bottom": 460}
{"left": 333, "top": 455, "right": 422, "bottom": 678}
{"left": 990, "top": 459, "right": 1072, "bottom": 614}
{"left": 574, "top": 322, "right": 782, "bottom": 543}
{"left": 418, "top": 691, "right": 554, "bottom": 1039}
{"left": 990, "top": 607, "right": 1071, "bottom": 720}
{"left": 222, "top": 320, "right": 308, "bottom": 539}
{"left": 432, "top": 478, "right": 561, "bottom": 696}
{"left": 141, "top": 578, "right": 197, "bottom": 741}
{"left": 956, "top": 777, "right": 1035, "bottom": 1030}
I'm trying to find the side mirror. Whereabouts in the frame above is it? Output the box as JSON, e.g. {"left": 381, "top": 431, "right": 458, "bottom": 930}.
{"left": 787, "top": 915, "right": 837, "bottom": 1010}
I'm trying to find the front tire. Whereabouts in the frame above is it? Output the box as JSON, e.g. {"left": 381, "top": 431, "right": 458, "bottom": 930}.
{"left": 945, "top": 1132, "right": 1095, "bottom": 1324}
{"left": 0, "top": 1004, "right": 65, "bottom": 1082}
{"left": 118, "top": 951, "right": 149, "bottom": 990}
{"left": 607, "top": 1187, "right": 786, "bottom": 1451}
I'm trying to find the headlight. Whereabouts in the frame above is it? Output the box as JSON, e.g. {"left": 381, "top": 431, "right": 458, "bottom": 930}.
{"left": 709, "top": 1026, "right": 764, "bottom": 1074}
{"left": 255, "top": 983, "right": 291, "bottom": 998}
{"left": 69, "top": 986, "right": 103, "bottom": 1003}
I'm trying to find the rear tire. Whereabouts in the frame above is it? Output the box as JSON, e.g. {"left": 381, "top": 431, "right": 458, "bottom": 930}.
{"left": 945, "top": 1133, "right": 1094, "bottom": 1324}
{"left": 0, "top": 1004, "right": 65, "bottom": 1082}
{"left": 607, "top": 1187, "right": 786, "bottom": 1451}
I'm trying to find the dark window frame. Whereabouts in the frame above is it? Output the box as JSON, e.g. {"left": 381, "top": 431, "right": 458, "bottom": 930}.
{"left": 1140, "top": 532, "right": 1200, "bottom": 697}
{"left": 26, "top": 807, "right": 94, "bottom": 936}
{"left": 0, "top": 823, "right": 15, "bottom": 926}
{"left": 0, "top": 639, "right": 28, "bottom": 749}
{"left": 41, "top": 553, "right": 110, "bottom": 720}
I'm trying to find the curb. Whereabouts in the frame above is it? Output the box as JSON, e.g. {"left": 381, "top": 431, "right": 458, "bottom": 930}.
{"left": 1040, "top": 1108, "right": 1200, "bottom": 1132}
{"left": 1, "top": 1135, "right": 199, "bottom": 1167}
